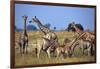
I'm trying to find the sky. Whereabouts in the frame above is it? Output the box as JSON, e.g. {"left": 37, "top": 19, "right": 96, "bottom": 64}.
{"left": 15, "top": 4, "right": 95, "bottom": 31}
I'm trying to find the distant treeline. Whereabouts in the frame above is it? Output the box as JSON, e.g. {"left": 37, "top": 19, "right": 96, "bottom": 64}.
{"left": 15, "top": 23, "right": 84, "bottom": 32}
{"left": 15, "top": 25, "right": 37, "bottom": 31}
{"left": 66, "top": 23, "right": 84, "bottom": 32}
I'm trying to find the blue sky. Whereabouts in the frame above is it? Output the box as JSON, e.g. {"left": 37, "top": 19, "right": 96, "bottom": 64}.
{"left": 15, "top": 4, "right": 95, "bottom": 31}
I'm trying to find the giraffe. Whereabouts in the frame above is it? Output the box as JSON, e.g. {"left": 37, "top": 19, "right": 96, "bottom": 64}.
{"left": 30, "top": 16, "right": 59, "bottom": 58}
{"left": 70, "top": 22, "right": 95, "bottom": 42}
{"left": 18, "top": 15, "right": 28, "bottom": 55}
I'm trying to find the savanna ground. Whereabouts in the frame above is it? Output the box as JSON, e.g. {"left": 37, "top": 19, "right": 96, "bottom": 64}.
{"left": 15, "top": 31, "right": 95, "bottom": 66}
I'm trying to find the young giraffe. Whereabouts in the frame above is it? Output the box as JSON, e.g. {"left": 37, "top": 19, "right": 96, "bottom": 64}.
{"left": 30, "top": 16, "right": 59, "bottom": 58}
{"left": 19, "top": 15, "right": 28, "bottom": 55}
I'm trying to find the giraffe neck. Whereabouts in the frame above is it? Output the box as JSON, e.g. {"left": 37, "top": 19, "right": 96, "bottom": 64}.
{"left": 73, "top": 25, "right": 82, "bottom": 34}
{"left": 24, "top": 19, "right": 27, "bottom": 36}
{"left": 36, "top": 21, "right": 51, "bottom": 35}
{"left": 70, "top": 32, "right": 86, "bottom": 52}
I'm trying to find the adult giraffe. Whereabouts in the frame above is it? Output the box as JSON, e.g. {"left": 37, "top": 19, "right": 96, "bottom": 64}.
{"left": 30, "top": 16, "right": 59, "bottom": 58}
{"left": 18, "top": 15, "right": 28, "bottom": 55}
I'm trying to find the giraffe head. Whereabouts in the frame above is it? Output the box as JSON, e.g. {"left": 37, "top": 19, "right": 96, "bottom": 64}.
{"left": 70, "top": 22, "right": 75, "bottom": 27}
{"left": 29, "top": 16, "right": 40, "bottom": 24}
{"left": 22, "top": 15, "right": 28, "bottom": 21}
{"left": 68, "top": 22, "right": 76, "bottom": 32}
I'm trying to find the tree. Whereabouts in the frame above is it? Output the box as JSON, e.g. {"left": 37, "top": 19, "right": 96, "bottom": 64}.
{"left": 76, "top": 24, "right": 84, "bottom": 31}
{"left": 67, "top": 23, "right": 84, "bottom": 32}
{"left": 54, "top": 27, "right": 56, "bottom": 30}
{"left": 15, "top": 25, "right": 23, "bottom": 31}
{"left": 27, "top": 25, "right": 37, "bottom": 31}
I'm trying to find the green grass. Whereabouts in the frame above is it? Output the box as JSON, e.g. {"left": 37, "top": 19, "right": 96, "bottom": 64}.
{"left": 15, "top": 31, "right": 95, "bottom": 66}
{"left": 15, "top": 51, "right": 95, "bottom": 66}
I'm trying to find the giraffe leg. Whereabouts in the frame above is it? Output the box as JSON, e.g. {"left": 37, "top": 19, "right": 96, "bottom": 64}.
{"left": 47, "top": 48, "right": 51, "bottom": 59}
{"left": 19, "top": 45, "right": 22, "bottom": 54}
{"left": 56, "top": 48, "right": 60, "bottom": 58}
{"left": 23, "top": 42, "right": 26, "bottom": 55}
{"left": 37, "top": 44, "right": 42, "bottom": 59}
{"left": 37, "top": 48, "right": 41, "bottom": 59}
{"left": 87, "top": 45, "right": 92, "bottom": 56}
{"left": 21, "top": 46, "right": 23, "bottom": 55}
{"left": 80, "top": 40, "right": 84, "bottom": 55}
{"left": 37, "top": 39, "right": 43, "bottom": 59}
{"left": 20, "top": 43, "right": 23, "bottom": 55}
{"left": 82, "top": 48, "right": 84, "bottom": 55}
{"left": 19, "top": 42, "right": 22, "bottom": 55}
{"left": 25, "top": 42, "right": 28, "bottom": 54}
{"left": 22, "top": 46, "right": 24, "bottom": 54}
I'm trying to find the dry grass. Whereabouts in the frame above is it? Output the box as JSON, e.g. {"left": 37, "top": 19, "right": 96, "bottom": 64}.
{"left": 15, "top": 31, "right": 95, "bottom": 66}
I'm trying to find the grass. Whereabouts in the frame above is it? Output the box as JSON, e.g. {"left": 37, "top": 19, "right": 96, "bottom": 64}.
{"left": 15, "top": 31, "right": 95, "bottom": 66}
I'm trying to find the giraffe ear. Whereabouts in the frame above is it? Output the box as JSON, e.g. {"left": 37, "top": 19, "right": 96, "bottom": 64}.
{"left": 22, "top": 15, "right": 28, "bottom": 19}
{"left": 35, "top": 16, "right": 37, "bottom": 18}
{"left": 34, "top": 16, "right": 39, "bottom": 21}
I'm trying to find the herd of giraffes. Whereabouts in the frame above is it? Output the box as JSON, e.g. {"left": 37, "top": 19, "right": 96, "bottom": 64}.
{"left": 18, "top": 15, "right": 95, "bottom": 58}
